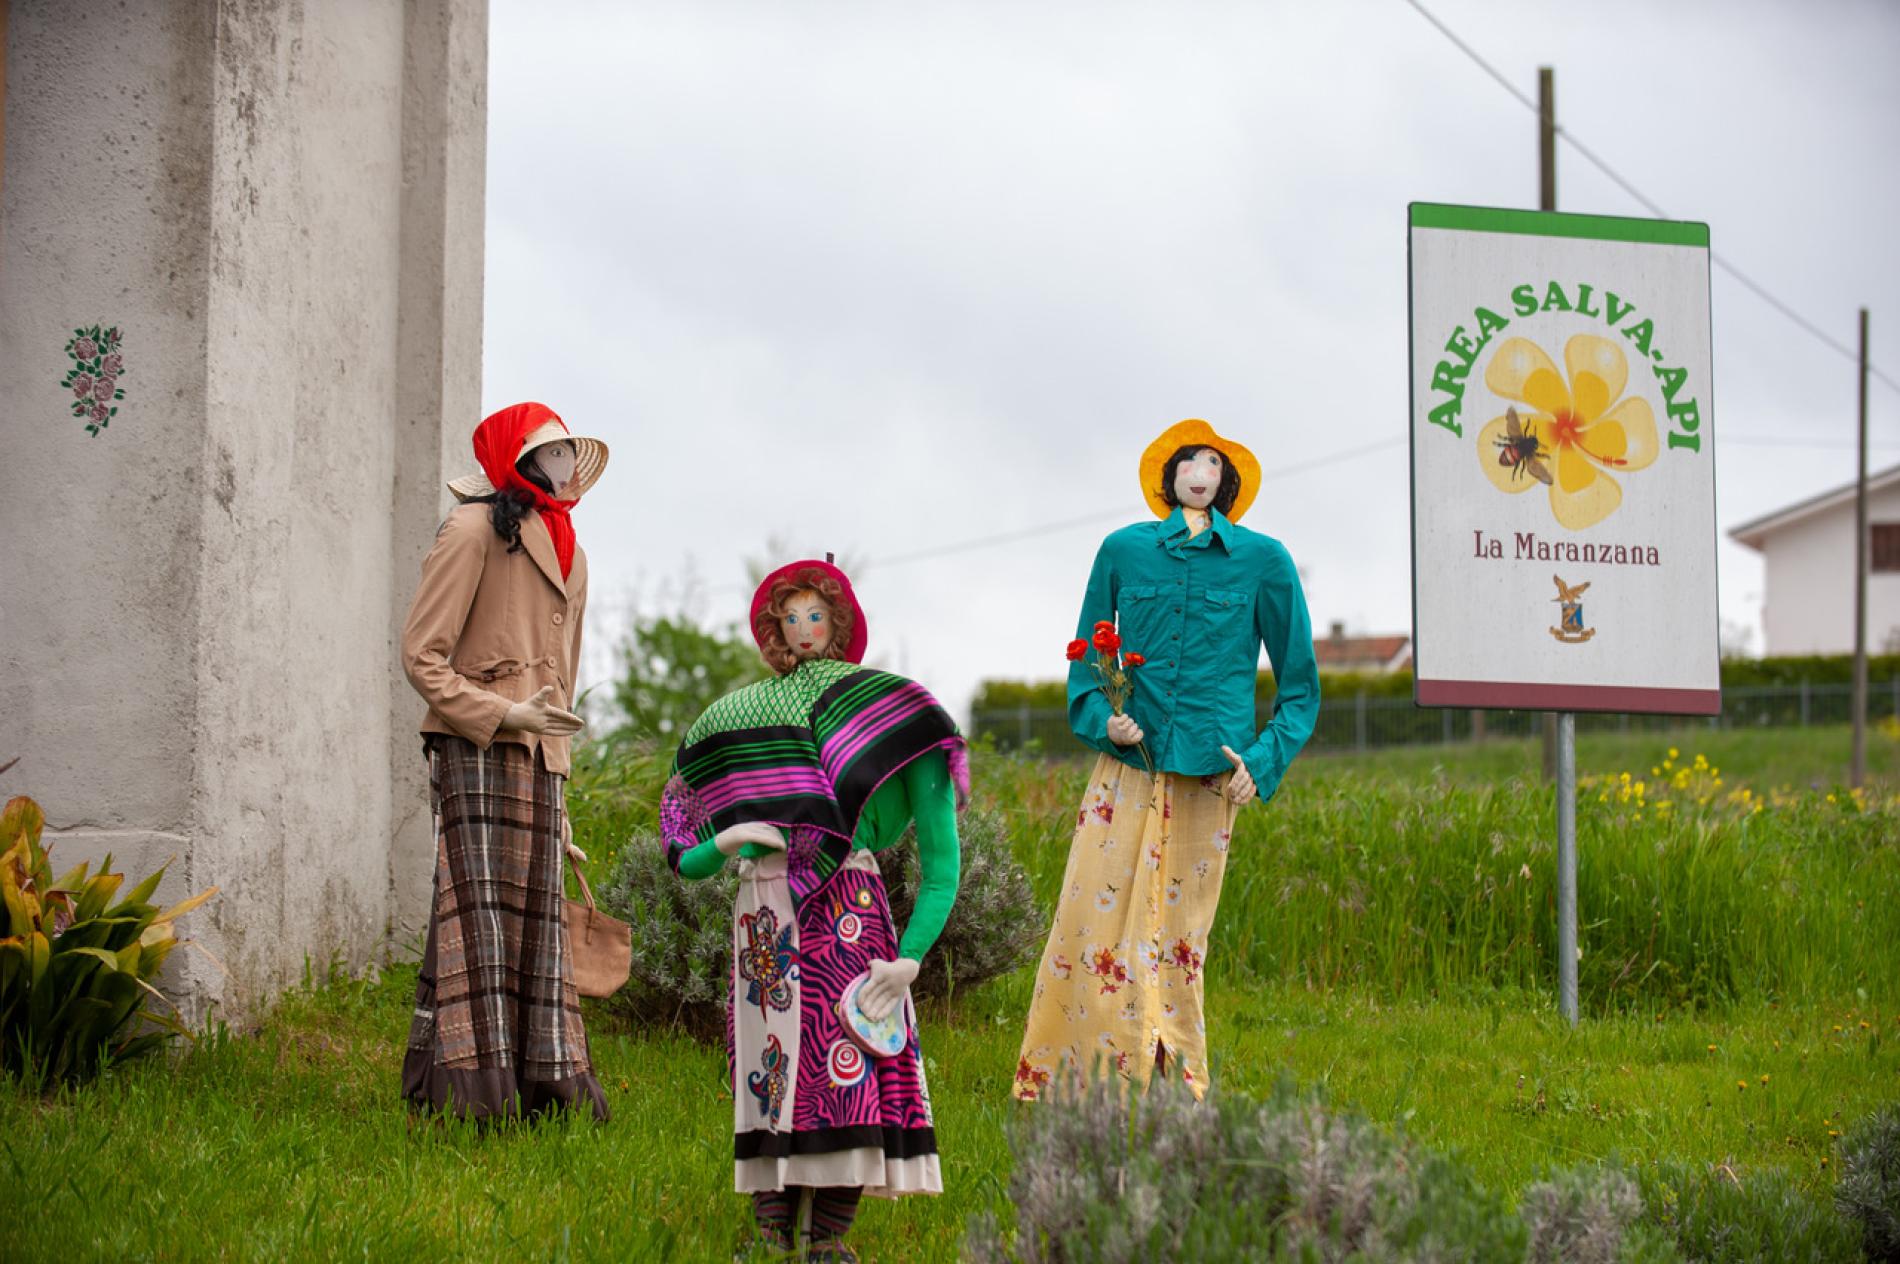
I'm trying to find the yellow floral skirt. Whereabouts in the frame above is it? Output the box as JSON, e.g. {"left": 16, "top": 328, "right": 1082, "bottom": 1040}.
{"left": 1013, "top": 754, "right": 1238, "bottom": 1101}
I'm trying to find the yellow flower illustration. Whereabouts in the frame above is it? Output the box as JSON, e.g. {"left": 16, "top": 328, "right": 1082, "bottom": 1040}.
{"left": 1477, "top": 334, "right": 1660, "bottom": 529}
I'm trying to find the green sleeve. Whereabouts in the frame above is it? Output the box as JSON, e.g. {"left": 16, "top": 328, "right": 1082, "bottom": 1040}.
{"left": 896, "top": 752, "right": 962, "bottom": 962}
{"left": 676, "top": 838, "right": 728, "bottom": 881}
{"left": 1240, "top": 539, "right": 1320, "bottom": 805}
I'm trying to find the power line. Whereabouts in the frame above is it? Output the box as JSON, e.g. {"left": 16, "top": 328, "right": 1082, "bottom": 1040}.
{"left": 1401, "top": 0, "right": 1900, "bottom": 396}
{"left": 867, "top": 437, "right": 1406, "bottom": 569}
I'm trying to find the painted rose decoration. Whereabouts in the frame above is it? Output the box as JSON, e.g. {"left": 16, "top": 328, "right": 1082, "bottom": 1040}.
{"left": 62, "top": 325, "right": 126, "bottom": 436}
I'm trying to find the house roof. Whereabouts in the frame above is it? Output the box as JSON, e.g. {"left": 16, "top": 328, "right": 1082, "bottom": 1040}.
{"left": 1314, "top": 633, "right": 1411, "bottom": 669}
{"left": 1730, "top": 462, "right": 1900, "bottom": 551}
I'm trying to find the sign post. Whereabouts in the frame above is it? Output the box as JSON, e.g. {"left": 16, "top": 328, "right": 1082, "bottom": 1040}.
{"left": 1407, "top": 202, "right": 1721, "bottom": 1024}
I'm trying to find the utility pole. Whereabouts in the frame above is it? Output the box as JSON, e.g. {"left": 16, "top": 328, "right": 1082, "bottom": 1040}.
{"left": 1539, "top": 67, "right": 1562, "bottom": 786}
{"left": 1852, "top": 308, "right": 1870, "bottom": 788}
{"left": 1536, "top": 65, "right": 1578, "bottom": 1026}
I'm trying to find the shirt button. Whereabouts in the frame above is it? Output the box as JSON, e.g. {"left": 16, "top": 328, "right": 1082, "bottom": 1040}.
{"left": 545, "top": 655, "right": 556, "bottom": 667}
{"left": 552, "top": 612, "right": 564, "bottom": 626}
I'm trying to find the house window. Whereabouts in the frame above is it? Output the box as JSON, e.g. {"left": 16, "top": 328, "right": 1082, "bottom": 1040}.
{"left": 1875, "top": 523, "right": 1900, "bottom": 573}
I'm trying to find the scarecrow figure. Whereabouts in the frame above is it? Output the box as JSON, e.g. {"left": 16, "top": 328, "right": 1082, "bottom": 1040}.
{"left": 662, "top": 559, "right": 967, "bottom": 1263}
{"left": 1013, "top": 420, "right": 1321, "bottom": 1100}
{"left": 399, "top": 402, "right": 611, "bottom": 1121}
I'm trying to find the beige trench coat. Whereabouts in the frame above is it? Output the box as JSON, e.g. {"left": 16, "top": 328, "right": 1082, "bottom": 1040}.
{"left": 400, "top": 503, "right": 588, "bottom": 775}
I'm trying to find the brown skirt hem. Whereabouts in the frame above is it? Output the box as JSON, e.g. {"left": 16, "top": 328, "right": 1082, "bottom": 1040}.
{"left": 401, "top": 1049, "right": 610, "bottom": 1123}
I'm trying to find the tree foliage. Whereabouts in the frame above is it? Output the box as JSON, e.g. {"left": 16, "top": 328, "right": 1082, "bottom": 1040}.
{"left": 604, "top": 614, "right": 768, "bottom": 743}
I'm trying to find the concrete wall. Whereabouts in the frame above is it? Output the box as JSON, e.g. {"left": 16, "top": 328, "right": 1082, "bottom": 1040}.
{"left": 1758, "top": 484, "right": 1900, "bottom": 655}
{"left": 0, "top": 0, "right": 487, "bottom": 1021}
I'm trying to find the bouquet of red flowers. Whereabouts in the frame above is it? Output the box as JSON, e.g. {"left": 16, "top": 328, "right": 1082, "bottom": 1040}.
{"left": 1066, "top": 621, "right": 1154, "bottom": 773}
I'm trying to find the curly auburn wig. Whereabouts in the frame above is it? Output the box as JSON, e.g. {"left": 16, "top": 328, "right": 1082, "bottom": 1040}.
{"left": 1157, "top": 443, "right": 1243, "bottom": 516}
{"left": 753, "top": 567, "right": 857, "bottom": 676}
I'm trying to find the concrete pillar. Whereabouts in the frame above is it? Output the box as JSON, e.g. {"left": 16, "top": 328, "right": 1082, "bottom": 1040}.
{"left": 389, "top": 0, "right": 490, "bottom": 946}
{"left": 0, "top": 0, "right": 487, "bottom": 1022}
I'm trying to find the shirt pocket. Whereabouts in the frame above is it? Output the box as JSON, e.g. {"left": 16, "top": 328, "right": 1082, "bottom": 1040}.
{"left": 1116, "top": 583, "right": 1166, "bottom": 649}
{"left": 1199, "top": 586, "right": 1254, "bottom": 655}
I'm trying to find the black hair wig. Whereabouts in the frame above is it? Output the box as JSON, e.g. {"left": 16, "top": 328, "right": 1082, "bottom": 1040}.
{"left": 1157, "top": 443, "right": 1242, "bottom": 516}
{"left": 470, "top": 454, "right": 558, "bottom": 555}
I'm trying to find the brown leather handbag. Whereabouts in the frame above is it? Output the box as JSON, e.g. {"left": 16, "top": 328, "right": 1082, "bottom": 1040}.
{"left": 564, "top": 851, "right": 631, "bottom": 998}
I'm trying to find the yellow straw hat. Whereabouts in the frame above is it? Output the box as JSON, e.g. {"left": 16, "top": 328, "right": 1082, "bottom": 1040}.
{"left": 1138, "top": 419, "right": 1261, "bottom": 522}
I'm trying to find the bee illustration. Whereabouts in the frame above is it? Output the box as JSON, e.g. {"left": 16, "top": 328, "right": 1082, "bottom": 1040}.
{"left": 1493, "top": 407, "right": 1552, "bottom": 485}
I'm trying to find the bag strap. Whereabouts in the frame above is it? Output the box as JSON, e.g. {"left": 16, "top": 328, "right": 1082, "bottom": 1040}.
{"left": 566, "top": 849, "right": 597, "bottom": 911}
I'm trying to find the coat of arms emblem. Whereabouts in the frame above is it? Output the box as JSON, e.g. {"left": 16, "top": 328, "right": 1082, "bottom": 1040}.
{"left": 1549, "top": 575, "right": 1595, "bottom": 644}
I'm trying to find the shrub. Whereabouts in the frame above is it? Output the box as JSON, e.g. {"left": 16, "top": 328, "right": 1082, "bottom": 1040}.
{"left": 597, "top": 807, "right": 1045, "bottom": 1040}
{"left": 567, "top": 736, "right": 673, "bottom": 881}
{"left": 965, "top": 1075, "right": 1531, "bottom": 1262}
{"left": 1519, "top": 1165, "right": 1664, "bottom": 1264}
{"left": 1639, "top": 1160, "right": 1861, "bottom": 1262}
{"left": 1837, "top": 1103, "right": 1900, "bottom": 1262}
{"left": 0, "top": 795, "right": 219, "bottom": 1087}
{"left": 873, "top": 808, "right": 1046, "bottom": 1001}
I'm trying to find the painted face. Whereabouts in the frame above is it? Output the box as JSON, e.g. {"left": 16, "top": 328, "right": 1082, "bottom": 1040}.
{"left": 530, "top": 441, "right": 578, "bottom": 496}
{"left": 1172, "top": 447, "right": 1225, "bottom": 511}
{"left": 781, "top": 591, "right": 833, "bottom": 661}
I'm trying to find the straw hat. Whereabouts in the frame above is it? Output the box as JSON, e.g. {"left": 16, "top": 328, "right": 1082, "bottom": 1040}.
{"left": 447, "top": 419, "right": 610, "bottom": 502}
{"left": 1137, "top": 419, "right": 1262, "bottom": 523}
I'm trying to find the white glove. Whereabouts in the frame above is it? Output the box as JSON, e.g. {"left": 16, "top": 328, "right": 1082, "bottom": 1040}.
{"left": 714, "top": 822, "right": 788, "bottom": 857}
{"left": 1220, "top": 745, "right": 1257, "bottom": 806}
{"left": 1107, "top": 713, "right": 1145, "bottom": 746}
{"left": 859, "top": 956, "right": 919, "bottom": 1021}
{"left": 501, "top": 685, "right": 585, "bottom": 737}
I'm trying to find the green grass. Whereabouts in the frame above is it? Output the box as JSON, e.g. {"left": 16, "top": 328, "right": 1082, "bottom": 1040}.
{"left": 988, "top": 726, "right": 1900, "bottom": 1012}
{"left": 4, "top": 726, "right": 1897, "bottom": 1260}
{"left": 4, "top": 971, "right": 1891, "bottom": 1261}
{"left": 1302, "top": 722, "right": 1900, "bottom": 790}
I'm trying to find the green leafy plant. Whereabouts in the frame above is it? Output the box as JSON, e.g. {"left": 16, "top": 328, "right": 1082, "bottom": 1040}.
{"left": 0, "top": 794, "right": 219, "bottom": 1086}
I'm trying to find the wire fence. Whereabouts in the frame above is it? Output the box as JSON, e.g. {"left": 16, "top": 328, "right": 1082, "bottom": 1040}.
{"left": 970, "top": 680, "right": 1900, "bottom": 757}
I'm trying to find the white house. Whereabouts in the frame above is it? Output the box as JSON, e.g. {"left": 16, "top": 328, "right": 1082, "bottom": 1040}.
{"left": 1729, "top": 463, "right": 1900, "bottom": 655}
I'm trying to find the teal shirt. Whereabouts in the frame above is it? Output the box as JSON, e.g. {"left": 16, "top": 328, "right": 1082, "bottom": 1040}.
{"left": 1068, "top": 507, "right": 1321, "bottom": 804}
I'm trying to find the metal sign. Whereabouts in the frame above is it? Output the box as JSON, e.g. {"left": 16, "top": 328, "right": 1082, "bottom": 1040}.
{"left": 1408, "top": 203, "right": 1720, "bottom": 715}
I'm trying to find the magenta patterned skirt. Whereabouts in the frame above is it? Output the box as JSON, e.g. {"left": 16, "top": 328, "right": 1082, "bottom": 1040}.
{"left": 728, "top": 849, "right": 940, "bottom": 1195}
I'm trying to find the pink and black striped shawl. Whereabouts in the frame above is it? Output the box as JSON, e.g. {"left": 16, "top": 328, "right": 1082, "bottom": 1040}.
{"left": 661, "top": 658, "right": 969, "bottom": 909}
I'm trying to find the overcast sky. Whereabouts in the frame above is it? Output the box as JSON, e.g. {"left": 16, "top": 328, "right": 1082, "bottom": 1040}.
{"left": 482, "top": 0, "right": 1900, "bottom": 719}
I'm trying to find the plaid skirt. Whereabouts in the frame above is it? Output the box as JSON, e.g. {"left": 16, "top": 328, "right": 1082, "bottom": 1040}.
{"left": 402, "top": 735, "right": 608, "bottom": 1121}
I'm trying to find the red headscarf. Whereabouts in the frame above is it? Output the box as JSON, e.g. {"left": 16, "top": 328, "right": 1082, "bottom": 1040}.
{"left": 472, "top": 402, "right": 579, "bottom": 579}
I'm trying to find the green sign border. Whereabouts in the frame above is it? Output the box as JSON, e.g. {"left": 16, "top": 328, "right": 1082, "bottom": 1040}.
{"left": 1409, "top": 201, "right": 1709, "bottom": 248}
